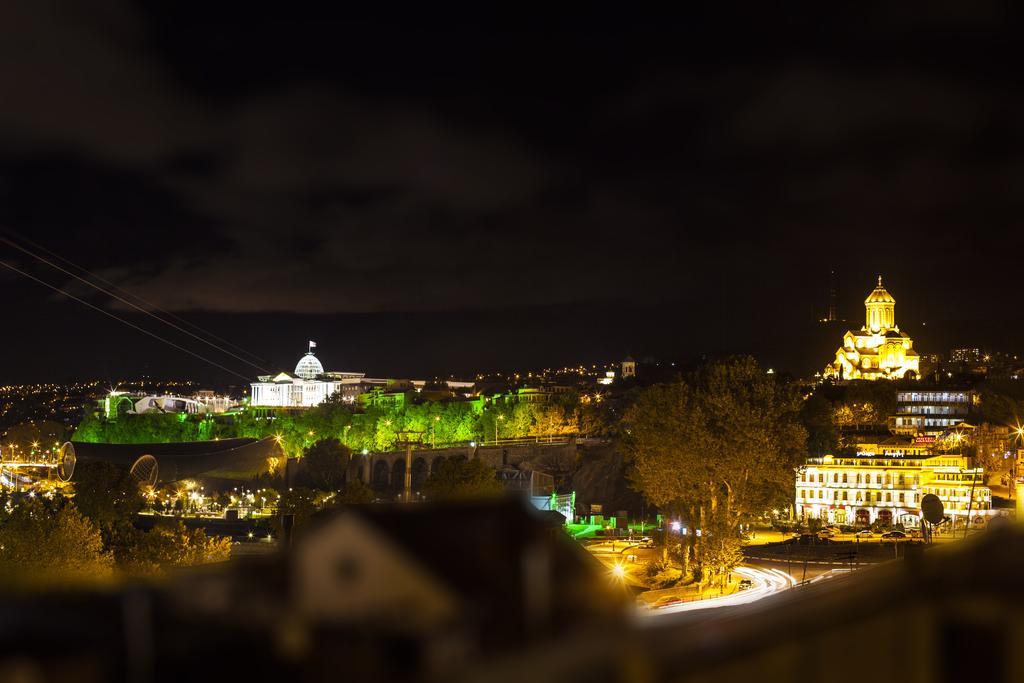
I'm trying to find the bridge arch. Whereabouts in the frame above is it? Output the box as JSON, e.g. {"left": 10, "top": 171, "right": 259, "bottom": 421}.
{"left": 371, "top": 459, "right": 390, "bottom": 490}
{"left": 391, "top": 459, "right": 406, "bottom": 493}
{"left": 430, "top": 455, "right": 447, "bottom": 476}
{"left": 411, "top": 457, "right": 429, "bottom": 491}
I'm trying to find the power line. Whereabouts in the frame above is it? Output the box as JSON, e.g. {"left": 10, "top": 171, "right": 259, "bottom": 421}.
{"left": 0, "top": 259, "right": 253, "bottom": 382}
{"left": 0, "top": 233, "right": 271, "bottom": 373}
{"left": 0, "top": 229, "right": 268, "bottom": 365}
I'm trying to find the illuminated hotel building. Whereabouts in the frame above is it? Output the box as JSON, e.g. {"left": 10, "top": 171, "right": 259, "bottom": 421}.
{"left": 796, "top": 439, "right": 991, "bottom": 527}
{"left": 823, "top": 276, "right": 920, "bottom": 381}
{"left": 891, "top": 388, "right": 975, "bottom": 435}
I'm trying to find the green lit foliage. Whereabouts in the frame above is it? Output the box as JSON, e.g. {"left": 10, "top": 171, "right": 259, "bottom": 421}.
{"left": 0, "top": 498, "right": 113, "bottom": 582}
{"left": 73, "top": 412, "right": 234, "bottom": 445}
{"left": 73, "top": 389, "right": 584, "bottom": 456}
{"left": 301, "top": 438, "right": 351, "bottom": 491}
{"left": 423, "top": 457, "right": 503, "bottom": 501}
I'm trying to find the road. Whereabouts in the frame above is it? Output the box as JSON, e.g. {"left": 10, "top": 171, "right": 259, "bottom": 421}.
{"left": 638, "top": 565, "right": 796, "bottom": 617}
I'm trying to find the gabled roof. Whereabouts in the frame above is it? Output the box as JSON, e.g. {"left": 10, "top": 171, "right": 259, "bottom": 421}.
{"left": 305, "top": 498, "right": 623, "bottom": 646}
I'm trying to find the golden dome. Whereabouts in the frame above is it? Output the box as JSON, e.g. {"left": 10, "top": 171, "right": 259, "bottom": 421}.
{"left": 865, "top": 275, "right": 895, "bottom": 304}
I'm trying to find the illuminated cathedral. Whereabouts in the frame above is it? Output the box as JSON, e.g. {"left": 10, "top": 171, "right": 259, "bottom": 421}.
{"left": 823, "top": 276, "right": 920, "bottom": 381}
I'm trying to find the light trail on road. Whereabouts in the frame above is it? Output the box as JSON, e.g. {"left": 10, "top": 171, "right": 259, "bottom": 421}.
{"left": 639, "top": 566, "right": 796, "bottom": 618}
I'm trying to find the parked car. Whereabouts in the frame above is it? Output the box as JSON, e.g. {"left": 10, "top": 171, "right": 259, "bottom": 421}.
{"left": 881, "top": 530, "right": 908, "bottom": 541}
{"left": 738, "top": 579, "right": 753, "bottom": 591}
{"left": 817, "top": 529, "right": 835, "bottom": 539}
{"left": 855, "top": 529, "right": 874, "bottom": 538}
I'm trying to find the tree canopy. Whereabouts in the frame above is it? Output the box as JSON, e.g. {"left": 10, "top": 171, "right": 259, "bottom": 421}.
{"left": 422, "top": 457, "right": 504, "bottom": 501}
{"left": 622, "top": 356, "right": 807, "bottom": 584}
{"left": 72, "top": 460, "right": 145, "bottom": 531}
{"left": 0, "top": 498, "right": 112, "bottom": 582}
{"left": 301, "top": 438, "right": 351, "bottom": 491}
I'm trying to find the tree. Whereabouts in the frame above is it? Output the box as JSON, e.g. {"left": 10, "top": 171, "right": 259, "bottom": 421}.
{"left": 115, "top": 521, "right": 232, "bottom": 575}
{"left": 0, "top": 498, "right": 113, "bottom": 582}
{"left": 423, "top": 457, "right": 503, "bottom": 500}
{"left": 800, "top": 391, "right": 838, "bottom": 457}
{"left": 72, "top": 461, "right": 144, "bottom": 530}
{"left": 622, "top": 356, "right": 808, "bottom": 582}
{"left": 276, "top": 486, "right": 322, "bottom": 536}
{"left": 302, "top": 438, "right": 351, "bottom": 491}
{"left": 336, "top": 479, "right": 376, "bottom": 505}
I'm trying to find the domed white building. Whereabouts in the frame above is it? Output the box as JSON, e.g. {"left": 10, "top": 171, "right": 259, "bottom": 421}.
{"left": 250, "top": 342, "right": 365, "bottom": 408}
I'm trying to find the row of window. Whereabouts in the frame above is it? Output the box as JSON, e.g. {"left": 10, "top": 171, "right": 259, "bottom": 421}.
{"left": 800, "top": 489, "right": 915, "bottom": 504}
{"left": 897, "top": 392, "right": 970, "bottom": 403}
{"left": 801, "top": 471, "right": 918, "bottom": 486}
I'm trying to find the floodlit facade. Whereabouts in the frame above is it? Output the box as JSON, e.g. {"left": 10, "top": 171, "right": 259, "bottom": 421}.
{"left": 891, "top": 388, "right": 976, "bottom": 435}
{"left": 823, "top": 276, "right": 920, "bottom": 381}
{"left": 250, "top": 345, "right": 364, "bottom": 408}
{"left": 796, "top": 449, "right": 992, "bottom": 527}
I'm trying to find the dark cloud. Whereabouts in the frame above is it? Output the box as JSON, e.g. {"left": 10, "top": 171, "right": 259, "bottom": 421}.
{"left": 2, "top": 3, "right": 1024, "bottom": 380}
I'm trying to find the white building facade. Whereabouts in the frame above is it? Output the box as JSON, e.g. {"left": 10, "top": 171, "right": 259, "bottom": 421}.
{"left": 250, "top": 346, "right": 364, "bottom": 408}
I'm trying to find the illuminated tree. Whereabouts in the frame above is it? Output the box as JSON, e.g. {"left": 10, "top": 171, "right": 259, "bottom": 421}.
{"left": 0, "top": 499, "right": 113, "bottom": 581}
{"left": 116, "top": 521, "right": 232, "bottom": 575}
{"left": 423, "top": 457, "right": 503, "bottom": 500}
{"left": 623, "top": 356, "right": 807, "bottom": 581}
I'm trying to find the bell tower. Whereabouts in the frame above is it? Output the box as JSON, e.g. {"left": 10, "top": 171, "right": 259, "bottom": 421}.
{"left": 864, "top": 276, "right": 896, "bottom": 333}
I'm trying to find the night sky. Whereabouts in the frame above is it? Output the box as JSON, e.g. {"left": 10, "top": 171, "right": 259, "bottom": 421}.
{"left": 2, "top": 4, "right": 1023, "bottom": 385}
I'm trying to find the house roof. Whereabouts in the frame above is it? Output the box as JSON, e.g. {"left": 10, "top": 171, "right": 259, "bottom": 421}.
{"left": 306, "top": 497, "right": 623, "bottom": 643}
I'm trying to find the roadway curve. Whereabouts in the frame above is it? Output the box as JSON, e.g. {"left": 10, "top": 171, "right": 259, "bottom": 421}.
{"left": 640, "top": 566, "right": 796, "bottom": 617}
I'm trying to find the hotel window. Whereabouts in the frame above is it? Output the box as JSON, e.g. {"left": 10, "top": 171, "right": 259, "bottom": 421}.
{"left": 842, "top": 473, "right": 848, "bottom": 483}
{"left": 818, "top": 473, "right": 824, "bottom": 483}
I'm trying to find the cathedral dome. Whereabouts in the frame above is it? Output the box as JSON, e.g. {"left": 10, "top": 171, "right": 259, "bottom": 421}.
{"left": 295, "top": 353, "right": 324, "bottom": 379}
{"left": 865, "top": 276, "right": 895, "bottom": 304}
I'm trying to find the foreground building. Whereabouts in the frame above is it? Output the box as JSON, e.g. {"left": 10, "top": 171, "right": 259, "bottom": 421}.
{"left": 796, "top": 442, "right": 992, "bottom": 527}
{"left": 0, "top": 499, "right": 623, "bottom": 681}
{"left": 823, "top": 276, "right": 920, "bottom": 381}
